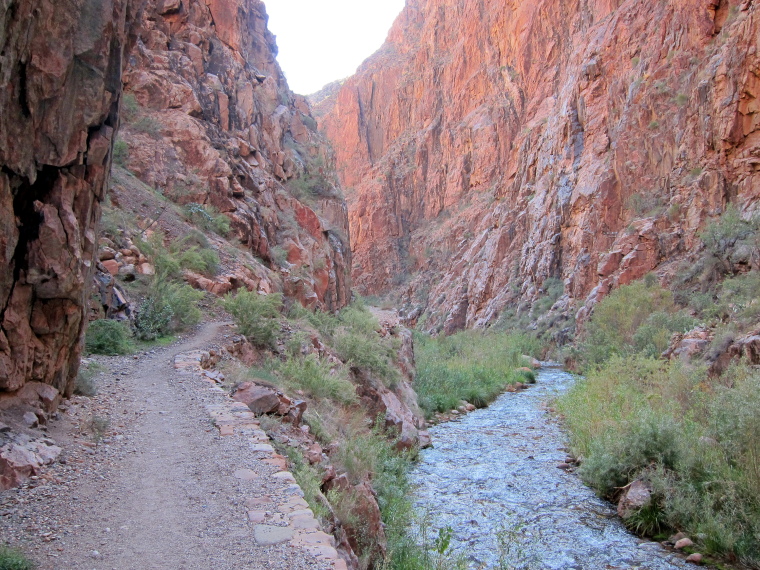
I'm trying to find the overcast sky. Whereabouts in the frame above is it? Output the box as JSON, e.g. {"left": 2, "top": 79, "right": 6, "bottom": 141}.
{"left": 265, "top": 0, "right": 407, "bottom": 95}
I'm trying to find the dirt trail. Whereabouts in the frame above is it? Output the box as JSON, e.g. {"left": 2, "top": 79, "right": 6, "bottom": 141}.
{"left": 0, "top": 322, "right": 332, "bottom": 569}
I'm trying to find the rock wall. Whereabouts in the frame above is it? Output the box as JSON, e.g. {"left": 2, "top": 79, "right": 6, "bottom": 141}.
{"left": 317, "top": 0, "right": 759, "bottom": 332}
{"left": 0, "top": 0, "right": 145, "bottom": 395}
{"left": 117, "top": 0, "right": 351, "bottom": 311}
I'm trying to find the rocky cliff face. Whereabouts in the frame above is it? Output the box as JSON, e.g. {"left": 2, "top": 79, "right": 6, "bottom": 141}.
{"left": 117, "top": 0, "right": 351, "bottom": 311}
{"left": 0, "top": 0, "right": 145, "bottom": 396}
{"left": 317, "top": 0, "right": 759, "bottom": 333}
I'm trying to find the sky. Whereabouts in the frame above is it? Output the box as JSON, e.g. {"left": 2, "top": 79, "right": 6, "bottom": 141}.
{"left": 265, "top": 0, "right": 407, "bottom": 95}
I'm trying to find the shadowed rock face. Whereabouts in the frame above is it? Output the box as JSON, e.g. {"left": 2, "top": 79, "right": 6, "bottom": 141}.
{"left": 118, "top": 0, "right": 351, "bottom": 311}
{"left": 0, "top": 0, "right": 145, "bottom": 395}
{"left": 316, "top": 0, "right": 759, "bottom": 332}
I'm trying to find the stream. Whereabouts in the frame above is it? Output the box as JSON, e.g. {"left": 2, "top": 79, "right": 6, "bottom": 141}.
{"left": 410, "top": 367, "right": 690, "bottom": 569}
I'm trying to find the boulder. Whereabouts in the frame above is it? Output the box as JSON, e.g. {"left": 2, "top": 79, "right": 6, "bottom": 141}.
{"left": 617, "top": 479, "right": 652, "bottom": 519}
{"left": 0, "top": 433, "right": 62, "bottom": 490}
{"left": 232, "top": 382, "right": 280, "bottom": 415}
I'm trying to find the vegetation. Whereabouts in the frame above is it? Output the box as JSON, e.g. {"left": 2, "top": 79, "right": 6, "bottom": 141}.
{"left": 414, "top": 330, "right": 539, "bottom": 416}
{"left": 562, "top": 238, "right": 760, "bottom": 566}
{"left": 74, "top": 361, "right": 104, "bottom": 397}
{"left": 277, "top": 354, "right": 356, "bottom": 404}
{"left": 222, "top": 290, "right": 283, "bottom": 348}
{"left": 560, "top": 357, "right": 760, "bottom": 565}
{"left": 84, "top": 320, "right": 134, "bottom": 355}
{"left": 184, "top": 203, "right": 231, "bottom": 237}
{"left": 0, "top": 546, "right": 35, "bottom": 570}
{"left": 580, "top": 279, "right": 695, "bottom": 370}
{"left": 112, "top": 138, "right": 129, "bottom": 167}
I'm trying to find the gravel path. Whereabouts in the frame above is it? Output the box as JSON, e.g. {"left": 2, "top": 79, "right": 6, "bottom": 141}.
{"left": 0, "top": 322, "right": 337, "bottom": 569}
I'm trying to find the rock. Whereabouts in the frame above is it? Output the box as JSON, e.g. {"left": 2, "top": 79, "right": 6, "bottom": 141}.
{"left": 285, "top": 400, "right": 307, "bottom": 427}
{"left": 316, "top": 0, "right": 760, "bottom": 330}
{"left": 253, "top": 524, "right": 294, "bottom": 545}
{"left": 342, "top": 482, "right": 386, "bottom": 560}
{"left": 99, "top": 248, "right": 117, "bottom": 261}
{"left": 675, "top": 537, "right": 694, "bottom": 550}
{"left": 118, "top": 264, "right": 137, "bottom": 281}
{"left": 117, "top": 0, "right": 352, "bottom": 314}
{"left": 617, "top": 479, "right": 652, "bottom": 519}
{"left": 101, "top": 259, "right": 120, "bottom": 277}
{"left": 686, "top": 553, "right": 703, "bottom": 564}
{"left": 0, "top": 434, "right": 61, "bottom": 490}
{"left": 21, "top": 412, "right": 38, "bottom": 428}
{"left": 0, "top": 0, "right": 143, "bottom": 397}
{"left": 232, "top": 382, "right": 280, "bottom": 415}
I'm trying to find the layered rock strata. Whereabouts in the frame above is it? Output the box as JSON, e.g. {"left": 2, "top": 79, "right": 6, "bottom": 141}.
{"left": 317, "top": 0, "right": 760, "bottom": 332}
{"left": 0, "top": 0, "right": 145, "bottom": 395}
{"left": 118, "top": 0, "right": 351, "bottom": 310}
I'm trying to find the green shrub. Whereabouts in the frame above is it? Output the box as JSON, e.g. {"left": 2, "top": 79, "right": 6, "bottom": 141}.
{"left": 533, "top": 277, "right": 564, "bottom": 315}
{"left": 334, "top": 330, "right": 397, "bottom": 384}
{"left": 582, "top": 280, "right": 694, "bottom": 369}
{"left": 85, "top": 320, "right": 134, "bottom": 355}
{"left": 414, "top": 331, "right": 534, "bottom": 416}
{"left": 112, "top": 139, "right": 129, "bottom": 167}
{"left": 121, "top": 92, "right": 140, "bottom": 123}
{"left": 332, "top": 303, "right": 399, "bottom": 385}
{"left": 178, "top": 247, "right": 220, "bottom": 277}
{"left": 134, "top": 295, "right": 173, "bottom": 341}
{"left": 222, "top": 291, "right": 283, "bottom": 348}
{"left": 184, "top": 203, "right": 230, "bottom": 236}
{"left": 132, "top": 115, "right": 162, "bottom": 139}
{"left": 74, "top": 362, "right": 103, "bottom": 396}
{"left": 278, "top": 354, "right": 356, "bottom": 403}
{"left": 163, "top": 282, "right": 203, "bottom": 330}
{"left": 560, "top": 356, "right": 760, "bottom": 564}
{"left": 699, "top": 204, "right": 759, "bottom": 278}
{"left": 0, "top": 545, "right": 35, "bottom": 570}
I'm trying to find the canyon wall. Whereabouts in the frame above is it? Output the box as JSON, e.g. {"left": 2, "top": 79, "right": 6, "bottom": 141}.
{"left": 0, "top": 0, "right": 351, "bottom": 399}
{"left": 0, "top": 0, "right": 145, "bottom": 395}
{"left": 117, "top": 0, "right": 351, "bottom": 311}
{"left": 317, "top": 0, "right": 759, "bottom": 333}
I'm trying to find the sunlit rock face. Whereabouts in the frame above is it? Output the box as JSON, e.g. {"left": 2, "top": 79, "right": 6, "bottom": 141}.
{"left": 316, "top": 0, "right": 759, "bottom": 332}
{"left": 0, "top": 0, "right": 146, "bottom": 395}
{"left": 119, "top": 0, "right": 351, "bottom": 311}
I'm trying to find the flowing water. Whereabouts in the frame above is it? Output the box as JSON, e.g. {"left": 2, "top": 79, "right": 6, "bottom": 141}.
{"left": 410, "top": 367, "right": 690, "bottom": 569}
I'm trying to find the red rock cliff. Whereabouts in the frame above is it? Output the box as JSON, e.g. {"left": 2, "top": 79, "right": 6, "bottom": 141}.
{"left": 317, "top": 0, "right": 759, "bottom": 332}
{"left": 0, "top": 0, "right": 145, "bottom": 395}
{"left": 117, "top": 0, "right": 351, "bottom": 310}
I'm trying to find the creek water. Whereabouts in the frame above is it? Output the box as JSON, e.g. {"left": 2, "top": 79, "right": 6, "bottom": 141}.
{"left": 409, "top": 367, "right": 690, "bottom": 569}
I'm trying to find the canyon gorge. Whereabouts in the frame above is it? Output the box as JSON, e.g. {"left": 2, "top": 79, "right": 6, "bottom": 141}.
{"left": 317, "top": 0, "right": 759, "bottom": 335}
{"left": 0, "top": 0, "right": 759, "bottom": 568}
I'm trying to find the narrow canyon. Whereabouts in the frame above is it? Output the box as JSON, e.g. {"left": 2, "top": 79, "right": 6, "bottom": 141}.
{"left": 0, "top": 0, "right": 759, "bottom": 569}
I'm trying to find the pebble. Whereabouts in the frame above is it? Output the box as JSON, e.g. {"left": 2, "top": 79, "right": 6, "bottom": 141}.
{"left": 686, "top": 553, "right": 703, "bottom": 564}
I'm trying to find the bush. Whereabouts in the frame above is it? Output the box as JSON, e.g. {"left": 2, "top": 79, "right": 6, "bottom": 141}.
{"left": 278, "top": 354, "right": 356, "bottom": 403}
{"left": 184, "top": 203, "right": 230, "bottom": 237}
{"left": 178, "top": 247, "right": 220, "bottom": 277}
{"left": 132, "top": 115, "right": 162, "bottom": 139}
{"left": 222, "top": 291, "right": 283, "bottom": 348}
{"left": 582, "top": 280, "right": 694, "bottom": 369}
{"left": 332, "top": 304, "right": 399, "bottom": 385}
{"left": 559, "top": 356, "right": 760, "bottom": 563}
{"left": 84, "top": 320, "right": 134, "bottom": 355}
{"left": 112, "top": 139, "right": 129, "bottom": 167}
{"left": 0, "top": 545, "right": 35, "bottom": 570}
{"left": 134, "top": 296, "right": 173, "bottom": 341}
{"left": 414, "top": 330, "right": 535, "bottom": 416}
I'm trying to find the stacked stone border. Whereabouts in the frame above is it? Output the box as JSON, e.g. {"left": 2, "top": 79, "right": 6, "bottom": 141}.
{"left": 173, "top": 350, "right": 348, "bottom": 570}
